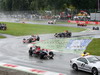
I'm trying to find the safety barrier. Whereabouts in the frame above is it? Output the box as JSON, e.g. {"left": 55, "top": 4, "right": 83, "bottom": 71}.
{"left": 0, "top": 62, "right": 65, "bottom": 75}
{"left": 68, "top": 20, "right": 100, "bottom": 25}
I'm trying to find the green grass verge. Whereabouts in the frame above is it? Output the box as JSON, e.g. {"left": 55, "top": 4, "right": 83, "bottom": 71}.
{"left": 85, "top": 38, "right": 100, "bottom": 56}
{"left": 0, "top": 35, "right": 6, "bottom": 38}
{"left": 0, "top": 22, "right": 85, "bottom": 36}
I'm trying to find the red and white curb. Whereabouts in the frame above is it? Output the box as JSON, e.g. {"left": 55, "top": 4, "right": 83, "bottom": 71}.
{"left": 0, "top": 62, "right": 65, "bottom": 75}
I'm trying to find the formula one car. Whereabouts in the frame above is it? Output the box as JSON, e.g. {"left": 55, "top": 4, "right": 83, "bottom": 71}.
{"left": 48, "top": 20, "right": 56, "bottom": 24}
{"left": 93, "top": 27, "right": 99, "bottom": 30}
{"left": 70, "top": 55, "right": 100, "bottom": 75}
{"left": 23, "top": 38, "right": 36, "bottom": 43}
{"left": 48, "top": 21, "right": 54, "bottom": 24}
{"left": 0, "top": 23, "right": 7, "bottom": 30}
{"left": 77, "top": 22, "right": 87, "bottom": 26}
{"left": 54, "top": 30, "right": 71, "bottom": 38}
{"left": 29, "top": 46, "right": 54, "bottom": 59}
{"left": 23, "top": 35, "right": 40, "bottom": 43}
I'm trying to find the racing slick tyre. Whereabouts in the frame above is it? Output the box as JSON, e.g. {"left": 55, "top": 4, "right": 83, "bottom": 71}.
{"left": 39, "top": 52, "right": 47, "bottom": 59}
{"left": 72, "top": 64, "right": 78, "bottom": 71}
{"left": 23, "top": 39, "right": 26, "bottom": 43}
{"left": 77, "top": 24, "right": 79, "bottom": 26}
{"left": 49, "top": 51, "right": 54, "bottom": 59}
{"left": 97, "top": 27, "right": 99, "bottom": 30}
{"left": 28, "top": 39, "right": 32, "bottom": 43}
{"left": 92, "top": 68, "right": 98, "bottom": 75}
{"left": 29, "top": 50, "right": 33, "bottom": 56}
{"left": 58, "top": 34, "right": 61, "bottom": 37}
{"left": 93, "top": 27, "right": 95, "bottom": 30}
{"left": 23, "top": 41, "right": 25, "bottom": 43}
{"left": 69, "top": 34, "right": 71, "bottom": 37}
{"left": 68, "top": 33, "right": 71, "bottom": 37}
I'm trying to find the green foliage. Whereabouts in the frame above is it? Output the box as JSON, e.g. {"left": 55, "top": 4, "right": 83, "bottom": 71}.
{"left": 0, "top": 0, "right": 97, "bottom": 11}
{"left": 0, "top": 22, "right": 85, "bottom": 36}
{"left": 85, "top": 38, "right": 100, "bottom": 56}
{"left": 71, "top": 0, "right": 97, "bottom": 9}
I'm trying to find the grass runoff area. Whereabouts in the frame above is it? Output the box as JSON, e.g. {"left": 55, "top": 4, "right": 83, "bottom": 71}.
{"left": 0, "top": 22, "right": 85, "bottom": 36}
{"left": 85, "top": 38, "right": 100, "bottom": 56}
{"left": 0, "top": 22, "right": 100, "bottom": 56}
{"left": 0, "top": 35, "right": 6, "bottom": 38}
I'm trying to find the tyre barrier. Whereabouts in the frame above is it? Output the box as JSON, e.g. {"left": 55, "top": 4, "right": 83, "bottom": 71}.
{"left": 0, "top": 62, "right": 65, "bottom": 75}
{"left": 93, "top": 27, "right": 99, "bottom": 30}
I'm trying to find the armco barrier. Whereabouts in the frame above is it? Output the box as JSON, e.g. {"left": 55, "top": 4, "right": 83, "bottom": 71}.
{"left": 68, "top": 20, "right": 100, "bottom": 25}
{"left": 0, "top": 62, "right": 65, "bottom": 75}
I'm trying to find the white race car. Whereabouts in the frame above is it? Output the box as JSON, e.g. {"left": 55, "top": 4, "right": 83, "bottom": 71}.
{"left": 48, "top": 21, "right": 54, "bottom": 24}
{"left": 48, "top": 20, "right": 56, "bottom": 24}
{"left": 70, "top": 55, "right": 100, "bottom": 75}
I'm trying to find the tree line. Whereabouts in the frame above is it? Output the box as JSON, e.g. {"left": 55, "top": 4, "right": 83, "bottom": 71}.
{"left": 0, "top": 0, "right": 98, "bottom": 11}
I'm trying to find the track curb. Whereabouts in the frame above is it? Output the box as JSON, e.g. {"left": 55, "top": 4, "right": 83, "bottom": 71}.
{"left": 0, "top": 62, "right": 65, "bottom": 75}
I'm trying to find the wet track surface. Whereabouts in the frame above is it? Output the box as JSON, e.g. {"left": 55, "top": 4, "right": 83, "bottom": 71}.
{"left": 0, "top": 36, "right": 91, "bottom": 75}
{"left": 0, "top": 23, "right": 100, "bottom": 75}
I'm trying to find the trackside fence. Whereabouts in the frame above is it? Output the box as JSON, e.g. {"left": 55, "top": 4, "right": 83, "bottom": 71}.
{"left": 68, "top": 20, "right": 100, "bottom": 25}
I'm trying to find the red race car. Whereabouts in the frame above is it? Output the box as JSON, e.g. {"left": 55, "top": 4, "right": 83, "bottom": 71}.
{"left": 77, "top": 22, "right": 87, "bottom": 26}
{"left": 29, "top": 46, "right": 54, "bottom": 59}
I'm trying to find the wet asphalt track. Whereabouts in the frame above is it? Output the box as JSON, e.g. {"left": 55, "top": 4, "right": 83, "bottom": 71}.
{"left": 0, "top": 22, "right": 100, "bottom": 75}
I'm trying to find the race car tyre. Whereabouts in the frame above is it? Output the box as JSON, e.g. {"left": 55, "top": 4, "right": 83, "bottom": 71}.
{"left": 97, "top": 27, "right": 99, "bottom": 30}
{"left": 54, "top": 33, "right": 58, "bottom": 37}
{"left": 72, "top": 64, "right": 78, "bottom": 71}
{"left": 58, "top": 34, "right": 61, "bottom": 37}
{"left": 23, "top": 42, "right": 25, "bottom": 43}
{"left": 23, "top": 39, "right": 26, "bottom": 43}
{"left": 68, "top": 33, "right": 70, "bottom": 37}
{"left": 93, "top": 27, "right": 95, "bottom": 30}
{"left": 29, "top": 51, "right": 33, "bottom": 56}
{"left": 40, "top": 52, "right": 47, "bottom": 59}
{"left": 29, "top": 49, "right": 35, "bottom": 56}
{"left": 49, "top": 51, "right": 54, "bottom": 59}
{"left": 92, "top": 68, "right": 98, "bottom": 75}
{"left": 77, "top": 24, "right": 79, "bottom": 26}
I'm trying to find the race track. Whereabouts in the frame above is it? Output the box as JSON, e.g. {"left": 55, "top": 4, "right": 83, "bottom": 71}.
{"left": 0, "top": 22, "right": 100, "bottom": 75}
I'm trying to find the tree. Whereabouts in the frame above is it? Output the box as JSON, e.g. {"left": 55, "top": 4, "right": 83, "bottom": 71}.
{"left": 71, "top": 0, "right": 97, "bottom": 9}
{"left": 0, "top": 0, "right": 98, "bottom": 11}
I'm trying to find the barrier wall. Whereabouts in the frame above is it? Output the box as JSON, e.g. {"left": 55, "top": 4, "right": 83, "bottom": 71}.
{"left": 68, "top": 20, "right": 100, "bottom": 25}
